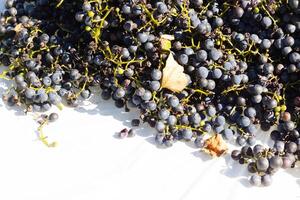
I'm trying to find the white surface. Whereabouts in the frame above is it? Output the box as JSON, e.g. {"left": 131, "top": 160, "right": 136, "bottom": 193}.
{"left": 0, "top": 80, "right": 299, "bottom": 200}
{"left": 0, "top": 2, "right": 299, "bottom": 200}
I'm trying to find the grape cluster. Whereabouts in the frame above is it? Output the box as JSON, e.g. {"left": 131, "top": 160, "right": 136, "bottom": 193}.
{"left": 0, "top": 0, "right": 299, "bottom": 186}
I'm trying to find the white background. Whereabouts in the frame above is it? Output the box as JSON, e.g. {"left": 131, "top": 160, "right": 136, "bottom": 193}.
{"left": 0, "top": 1, "right": 299, "bottom": 200}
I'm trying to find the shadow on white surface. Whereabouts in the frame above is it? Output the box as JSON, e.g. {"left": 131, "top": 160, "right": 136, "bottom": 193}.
{"left": 191, "top": 150, "right": 212, "bottom": 161}
{"left": 286, "top": 165, "right": 300, "bottom": 186}
{"left": 221, "top": 154, "right": 251, "bottom": 187}
{"left": 73, "top": 90, "right": 158, "bottom": 147}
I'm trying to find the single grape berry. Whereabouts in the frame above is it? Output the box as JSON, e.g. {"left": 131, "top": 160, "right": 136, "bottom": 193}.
{"left": 49, "top": 113, "right": 59, "bottom": 122}
{"left": 131, "top": 119, "right": 140, "bottom": 127}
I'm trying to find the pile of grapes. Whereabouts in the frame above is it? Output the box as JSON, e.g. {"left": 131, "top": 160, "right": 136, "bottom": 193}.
{"left": 0, "top": 0, "right": 299, "bottom": 186}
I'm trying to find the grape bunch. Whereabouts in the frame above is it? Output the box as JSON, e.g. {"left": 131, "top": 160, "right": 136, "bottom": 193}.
{"left": 0, "top": 0, "right": 299, "bottom": 186}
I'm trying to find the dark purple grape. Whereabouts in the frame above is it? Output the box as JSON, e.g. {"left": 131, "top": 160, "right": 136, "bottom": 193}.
{"left": 49, "top": 113, "right": 59, "bottom": 122}
{"left": 269, "top": 156, "right": 283, "bottom": 169}
{"left": 256, "top": 157, "right": 269, "bottom": 172}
